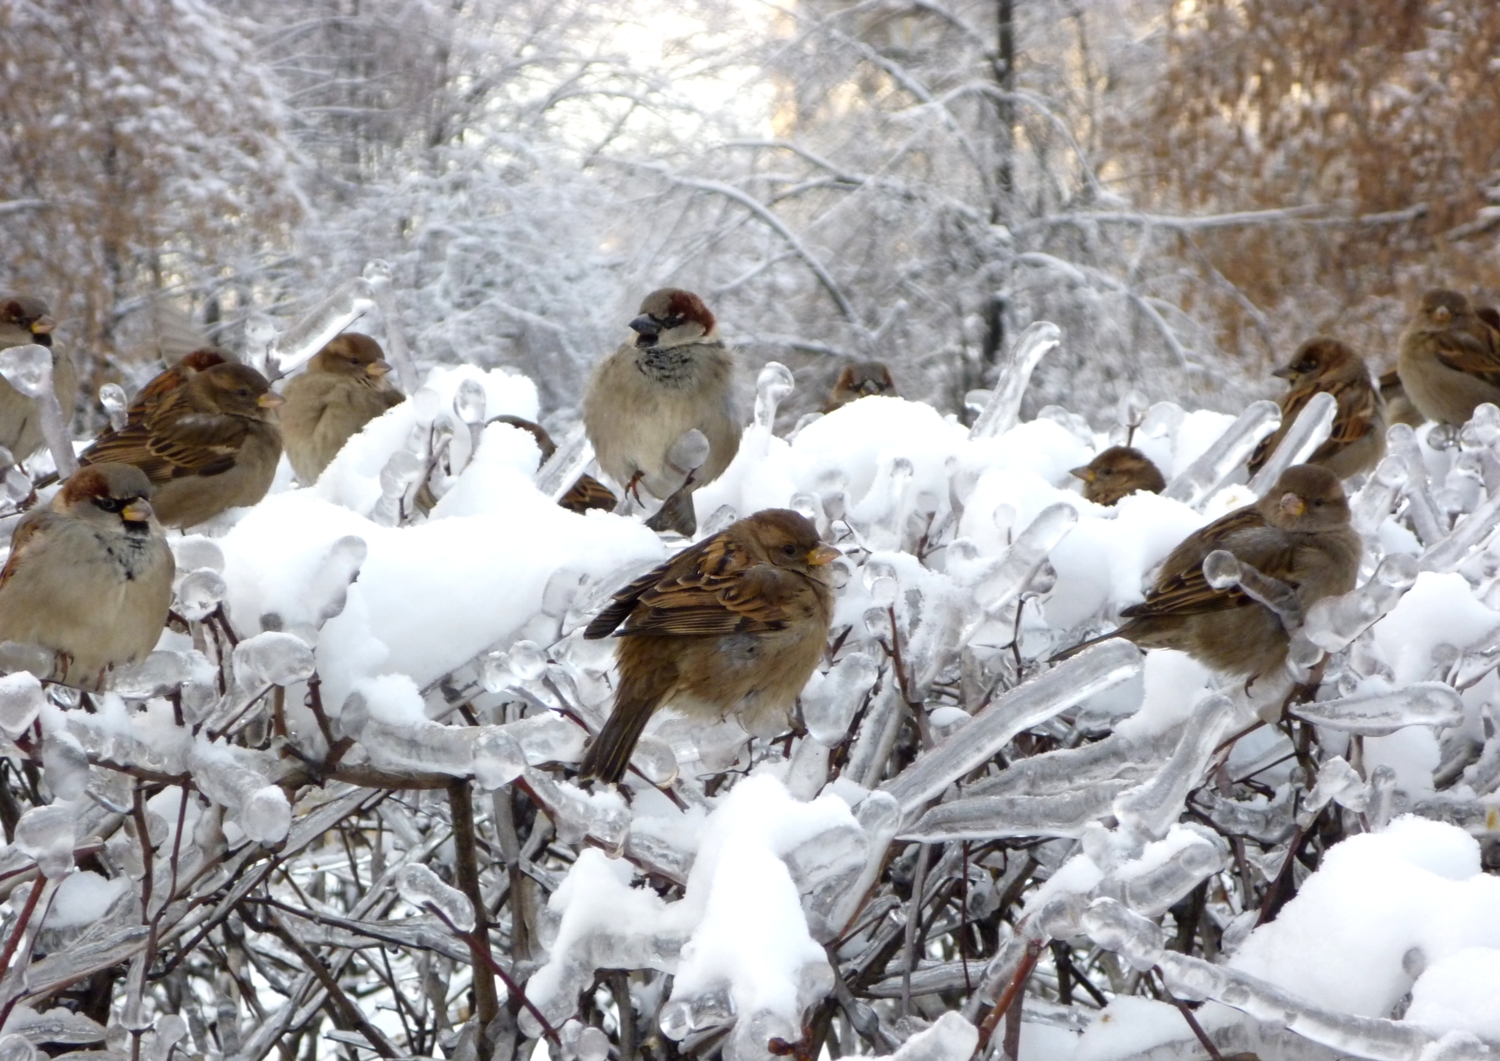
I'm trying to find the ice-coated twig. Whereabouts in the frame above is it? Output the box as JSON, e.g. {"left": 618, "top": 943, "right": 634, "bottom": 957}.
{"left": 1202, "top": 549, "right": 1303, "bottom": 631}
{"left": 266, "top": 278, "right": 376, "bottom": 380}
{"left": 451, "top": 379, "right": 486, "bottom": 474}
{"left": 99, "top": 383, "right": 128, "bottom": 433}
{"left": 1349, "top": 455, "right": 1408, "bottom": 537}
{"left": 1113, "top": 693, "right": 1232, "bottom": 842}
{"left": 901, "top": 785, "right": 1130, "bottom": 841}
{"left": 363, "top": 260, "right": 421, "bottom": 393}
{"left": 1246, "top": 391, "right": 1336, "bottom": 496}
{"left": 1291, "top": 682, "right": 1463, "bottom": 735}
{"left": 1419, "top": 479, "right": 1500, "bottom": 572}
{"left": 968, "top": 321, "right": 1061, "bottom": 439}
{"left": 535, "top": 423, "right": 596, "bottom": 503}
{"left": 755, "top": 361, "right": 795, "bottom": 429}
{"left": 370, "top": 449, "right": 423, "bottom": 526}
{"left": 1155, "top": 950, "right": 1486, "bottom": 1061}
{"left": 1386, "top": 423, "right": 1447, "bottom": 546}
{"left": 1162, "top": 400, "right": 1281, "bottom": 508}
{"left": 881, "top": 639, "right": 1142, "bottom": 814}
{"left": 1303, "top": 553, "right": 1417, "bottom": 651}
{"left": 0, "top": 344, "right": 75, "bottom": 477}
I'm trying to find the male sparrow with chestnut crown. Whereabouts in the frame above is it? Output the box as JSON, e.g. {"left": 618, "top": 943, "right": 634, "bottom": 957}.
{"left": 823, "top": 361, "right": 897, "bottom": 413}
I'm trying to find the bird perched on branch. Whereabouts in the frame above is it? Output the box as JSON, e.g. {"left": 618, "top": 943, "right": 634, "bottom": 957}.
{"left": 579, "top": 509, "right": 839, "bottom": 783}
{"left": 71, "top": 360, "right": 284, "bottom": 528}
{"left": 0, "top": 463, "right": 173, "bottom": 690}
{"left": 1051, "top": 464, "right": 1360, "bottom": 680}
{"left": 281, "top": 333, "right": 404, "bottom": 483}
{"left": 823, "top": 361, "right": 897, "bottom": 413}
{"left": 1397, "top": 289, "right": 1500, "bottom": 425}
{"left": 492, "top": 415, "right": 615, "bottom": 514}
{"left": 1249, "top": 339, "right": 1384, "bottom": 480}
{"left": 0, "top": 295, "right": 77, "bottom": 462}
{"left": 1070, "top": 446, "right": 1165, "bottom": 506}
{"left": 583, "top": 288, "right": 741, "bottom": 535}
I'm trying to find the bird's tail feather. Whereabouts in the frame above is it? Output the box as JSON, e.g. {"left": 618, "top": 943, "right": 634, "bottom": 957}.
{"left": 579, "top": 693, "right": 658, "bottom": 784}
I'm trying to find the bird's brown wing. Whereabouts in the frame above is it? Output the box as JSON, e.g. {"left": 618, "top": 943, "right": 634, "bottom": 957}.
{"left": 82, "top": 407, "right": 250, "bottom": 481}
{"left": 585, "top": 533, "right": 803, "bottom": 639}
{"left": 1315, "top": 377, "right": 1382, "bottom": 458}
{"left": 1121, "top": 508, "right": 1273, "bottom": 619}
{"left": 0, "top": 513, "right": 48, "bottom": 592}
{"left": 1428, "top": 328, "right": 1500, "bottom": 389}
{"left": 558, "top": 474, "right": 615, "bottom": 515}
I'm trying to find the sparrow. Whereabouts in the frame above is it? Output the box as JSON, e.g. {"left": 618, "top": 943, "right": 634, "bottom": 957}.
{"left": 1051, "top": 464, "right": 1361, "bottom": 680}
{"left": 0, "top": 296, "right": 78, "bottom": 462}
{"left": 1070, "top": 446, "right": 1165, "bottom": 506}
{"left": 582, "top": 288, "right": 742, "bottom": 535}
{"left": 0, "top": 463, "right": 174, "bottom": 691}
{"left": 1397, "top": 289, "right": 1500, "bottom": 425}
{"left": 280, "top": 333, "right": 404, "bottom": 483}
{"left": 1249, "top": 339, "right": 1385, "bottom": 480}
{"left": 72, "top": 362, "right": 284, "bottom": 528}
{"left": 579, "top": 509, "right": 839, "bottom": 783}
{"left": 822, "top": 361, "right": 897, "bottom": 413}
{"left": 492, "top": 415, "right": 616, "bottom": 515}
{"left": 1378, "top": 368, "right": 1424, "bottom": 429}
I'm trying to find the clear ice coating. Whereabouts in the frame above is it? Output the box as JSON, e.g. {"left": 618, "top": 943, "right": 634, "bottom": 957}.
{"left": 1349, "top": 455, "right": 1408, "bottom": 537}
{"left": 1081, "top": 897, "right": 1163, "bottom": 971}
{"left": 524, "top": 767, "right": 629, "bottom": 851}
{"left": 187, "top": 745, "right": 291, "bottom": 845}
{"left": 1246, "top": 391, "right": 1336, "bottom": 496}
{"left": 0, "top": 672, "right": 43, "bottom": 738}
{"left": 754, "top": 361, "right": 796, "bottom": 430}
{"left": 99, "top": 383, "right": 128, "bottom": 433}
{"left": 1162, "top": 400, "right": 1281, "bottom": 508}
{"left": 801, "top": 652, "right": 879, "bottom": 746}
{"left": 0, "top": 344, "right": 75, "bottom": 478}
{"left": 0, "top": 1034, "right": 37, "bottom": 1061}
{"left": 902, "top": 786, "right": 1128, "bottom": 841}
{"left": 968, "top": 321, "right": 1061, "bottom": 440}
{"left": 1202, "top": 550, "right": 1303, "bottom": 629}
{"left": 451, "top": 378, "right": 487, "bottom": 472}
{"left": 395, "top": 863, "right": 476, "bottom": 932}
{"left": 535, "top": 423, "right": 597, "bottom": 503}
{"left": 1303, "top": 553, "right": 1418, "bottom": 651}
{"left": 266, "top": 277, "right": 376, "bottom": 379}
{"left": 232, "top": 632, "right": 316, "bottom": 691}
{"left": 370, "top": 448, "right": 424, "bottom": 526}
{"left": 303, "top": 535, "right": 368, "bottom": 626}
{"left": 174, "top": 568, "right": 226, "bottom": 622}
{"left": 1386, "top": 423, "right": 1448, "bottom": 545}
{"left": 42, "top": 729, "right": 90, "bottom": 801}
{"left": 112, "top": 649, "right": 214, "bottom": 702}
{"left": 973, "top": 503, "right": 1078, "bottom": 618}
{"left": 881, "top": 639, "right": 1142, "bottom": 813}
{"left": 362, "top": 260, "right": 421, "bottom": 393}
{"left": 1114, "top": 694, "right": 1232, "bottom": 842}
{"left": 1291, "top": 682, "right": 1463, "bottom": 734}
{"left": 14, "top": 804, "right": 76, "bottom": 878}
{"left": 1420, "top": 480, "right": 1500, "bottom": 572}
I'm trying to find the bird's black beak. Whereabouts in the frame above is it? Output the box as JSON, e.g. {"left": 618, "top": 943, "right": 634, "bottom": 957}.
{"left": 630, "top": 315, "right": 660, "bottom": 348}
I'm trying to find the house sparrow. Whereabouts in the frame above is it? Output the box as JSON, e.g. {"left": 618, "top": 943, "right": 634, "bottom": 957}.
{"left": 1070, "top": 446, "right": 1165, "bottom": 505}
{"left": 492, "top": 415, "right": 616, "bottom": 514}
{"left": 280, "top": 333, "right": 404, "bottom": 483}
{"left": 822, "top": 361, "right": 897, "bottom": 413}
{"left": 1397, "top": 289, "right": 1500, "bottom": 425}
{"left": 73, "top": 362, "right": 284, "bottom": 528}
{"left": 1051, "top": 464, "right": 1361, "bottom": 680}
{"left": 582, "top": 289, "right": 742, "bottom": 535}
{"left": 1378, "top": 368, "right": 1424, "bottom": 428}
{"left": 579, "top": 508, "right": 839, "bottom": 783}
{"left": 1249, "top": 339, "right": 1385, "bottom": 479}
{"left": 0, "top": 296, "right": 78, "bottom": 462}
{"left": 0, "top": 463, "right": 173, "bottom": 690}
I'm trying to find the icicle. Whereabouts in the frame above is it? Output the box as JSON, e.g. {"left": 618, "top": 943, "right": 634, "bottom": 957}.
{"left": 363, "top": 260, "right": 421, "bottom": 392}
{"left": 1162, "top": 401, "right": 1281, "bottom": 508}
{"left": 968, "top": 321, "right": 1061, "bottom": 439}
{"left": 266, "top": 278, "right": 376, "bottom": 379}
{"left": 1246, "top": 391, "right": 1336, "bottom": 496}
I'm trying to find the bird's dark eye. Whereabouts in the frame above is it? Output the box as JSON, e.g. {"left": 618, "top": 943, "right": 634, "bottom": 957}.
{"left": 1100, "top": 468, "right": 1114, "bottom": 476}
{"left": 782, "top": 543, "right": 798, "bottom": 556}
{"left": 96, "top": 497, "right": 124, "bottom": 513}
{"left": 1313, "top": 498, "right": 1324, "bottom": 507}
{"left": 238, "top": 388, "right": 251, "bottom": 397}
{"left": 349, "top": 357, "right": 361, "bottom": 365}
{"left": 664, "top": 315, "right": 684, "bottom": 328}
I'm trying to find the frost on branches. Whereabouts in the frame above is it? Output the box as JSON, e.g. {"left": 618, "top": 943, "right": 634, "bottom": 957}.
{"left": 0, "top": 314, "right": 1498, "bottom": 1061}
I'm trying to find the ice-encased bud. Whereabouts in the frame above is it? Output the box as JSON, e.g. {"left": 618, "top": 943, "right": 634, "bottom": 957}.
{"left": 754, "top": 361, "right": 795, "bottom": 430}
{"left": 1292, "top": 682, "right": 1463, "bottom": 735}
{"left": 371, "top": 448, "right": 424, "bottom": 526}
{"left": 171, "top": 536, "right": 225, "bottom": 575}
{"left": 473, "top": 728, "right": 527, "bottom": 790}
{"left": 15, "top": 804, "right": 76, "bottom": 878}
{"left": 1118, "top": 389, "right": 1150, "bottom": 430}
{"left": 233, "top": 632, "right": 315, "bottom": 690}
{"left": 453, "top": 379, "right": 486, "bottom": 426}
{"left": 1082, "top": 898, "right": 1164, "bottom": 971}
{"left": 174, "top": 569, "right": 226, "bottom": 622}
{"left": 1162, "top": 401, "right": 1281, "bottom": 508}
{"left": 1461, "top": 403, "right": 1500, "bottom": 448}
{"left": 396, "top": 863, "right": 475, "bottom": 932}
{"left": 0, "top": 344, "right": 52, "bottom": 398}
{"left": 42, "top": 729, "right": 90, "bottom": 800}
{"left": 189, "top": 746, "right": 291, "bottom": 844}
{"left": 1203, "top": 550, "right": 1241, "bottom": 590}
{"left": 667, "top": 429, "right": 710, "bottom": 474}
{"left": 969, "top": 321, "right": 1061, "bottom": 439}
{"left": 99, "top": 383, "right": 128, "bottom": 432}
{"left": 0, "top": 672, "right": 43, "bottom": 738}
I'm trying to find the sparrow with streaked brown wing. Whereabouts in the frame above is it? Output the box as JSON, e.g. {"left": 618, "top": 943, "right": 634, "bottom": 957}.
{"left": 0, "top": 295, "right": 78, "bottom": 461}
{"left": 579, "top": 509, "right": 839, "bottom": 783}
{"left": 73, "top": 362, "right": 284, "bottom": 528}
{"left": 1397, "top": 289, "right": 1500, "bottom": 425}
{"left": 1070, "top": 446, "right": 1165, "bottom": 506}
{"left": 281, "top": 333, "right": 404, "bottom": 483}
{"left": 1051, "top": 464, "right": 1361, "bottom": 680}
{"left": 1249, "top": 338, "right": 1385, "bottom": 480}
{"left": 0, "top": 464, "right": 174, "bottom": 691}
{"left": 822, "top": 361, "right": 897, "bottom": 413}
{"left": 492, "top": 415, "right": 615, "bottom": 514}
